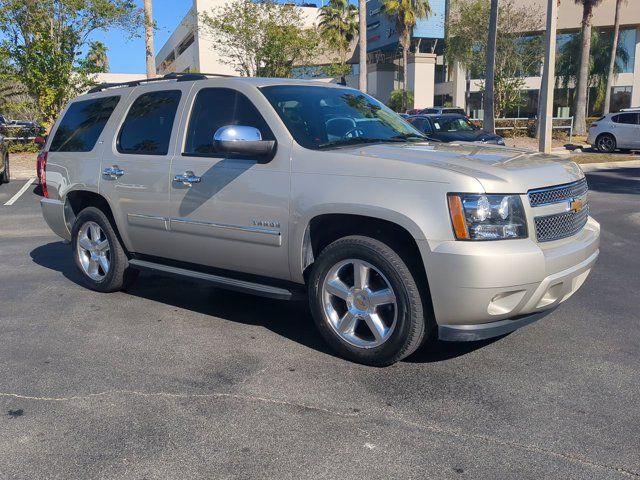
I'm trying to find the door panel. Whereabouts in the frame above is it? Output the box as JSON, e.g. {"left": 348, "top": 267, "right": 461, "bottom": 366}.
{"left": 100, "top": 83, "right": 194, "bottom": 257}
{"left": 167, "top": 87, "right": 291, "bottom": 280}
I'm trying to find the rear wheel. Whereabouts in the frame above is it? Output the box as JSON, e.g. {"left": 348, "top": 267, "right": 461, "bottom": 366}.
{"left": 596, "top": 133, "right": 616, "bottom": 153}
{"left": 309, "top": 236, "right": 427, "bottom": 366}
{"left": 1, "top": 154, "right": 9, "bottom": 184}
{"left": 72, "top": 207, "right": 137, "bottom": 292}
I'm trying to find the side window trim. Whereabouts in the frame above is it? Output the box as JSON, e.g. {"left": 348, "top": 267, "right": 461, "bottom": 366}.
{"left": 116, "top": 89, "right": 183, "bottom": 156}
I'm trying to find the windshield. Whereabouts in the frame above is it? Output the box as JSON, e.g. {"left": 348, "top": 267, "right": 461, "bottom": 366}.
{"left": 260, "top": 85, "right": 425, "bottom": 149}
{"left": 433, "top": 117, "right": 477, "bottom": 132}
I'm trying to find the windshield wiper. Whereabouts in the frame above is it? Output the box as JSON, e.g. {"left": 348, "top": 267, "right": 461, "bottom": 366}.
{"left": 389, "top": 134, "right": 427, "bottom": 141}
{"left": 317, "top": 137, "right": 390, "bottom": 149}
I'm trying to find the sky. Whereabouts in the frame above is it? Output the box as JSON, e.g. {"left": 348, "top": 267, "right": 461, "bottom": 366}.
{"left": 91, "top": 0, "right": 194, "bottom": 74}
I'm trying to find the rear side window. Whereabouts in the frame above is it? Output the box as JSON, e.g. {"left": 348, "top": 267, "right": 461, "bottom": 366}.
{"left": 184, "top": 88, "right": 274, "bottom": 156}
{"left": 118, "top": 90, "right": 182, "bottom": 155}
{"left": 612, "top": 113, "right": 639, "bottom": 125}
{"left": 50, "top": 96, "right": 120, "bottom": 152}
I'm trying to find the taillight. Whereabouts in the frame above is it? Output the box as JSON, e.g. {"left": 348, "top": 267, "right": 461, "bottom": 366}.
{"left": 37, "top": 151, "right": 48, "bottom": 198}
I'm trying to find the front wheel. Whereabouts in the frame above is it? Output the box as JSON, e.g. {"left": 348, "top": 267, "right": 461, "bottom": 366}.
{"left": 596, "top": 133, "right": 616, "bottom": 153}
{"left": 72, "top": 207, "right": 137, "bottom": 292}
{"left": 309, "top": 236, "right": 428, "bottom": 366}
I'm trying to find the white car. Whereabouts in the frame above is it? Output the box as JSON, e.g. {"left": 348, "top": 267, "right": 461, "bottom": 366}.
{"left": 587, "top": 109, "right": 640, "bottom": 153}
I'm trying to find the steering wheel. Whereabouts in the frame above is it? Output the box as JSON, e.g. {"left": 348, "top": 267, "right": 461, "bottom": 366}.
{"left": 344, "top": 127, "right": 365, "bottom": 139}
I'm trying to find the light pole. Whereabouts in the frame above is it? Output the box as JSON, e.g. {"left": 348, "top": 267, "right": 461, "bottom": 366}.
{"left": 538, "top": 0, "right": 559, "bottom": 154}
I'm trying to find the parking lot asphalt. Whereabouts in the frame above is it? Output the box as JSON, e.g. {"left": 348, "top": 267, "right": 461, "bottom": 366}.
{"left": 0, "top": 168, "right": 639, "bottom": 480}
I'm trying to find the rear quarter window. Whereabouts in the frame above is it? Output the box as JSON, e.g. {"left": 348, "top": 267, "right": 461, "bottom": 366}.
{"left": 50, "top": 96, "right": 120, "bottom": 152}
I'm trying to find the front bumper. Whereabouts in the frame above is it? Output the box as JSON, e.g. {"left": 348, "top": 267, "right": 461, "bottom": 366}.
{"left": 421, "top": 217, "right": 600, "bottom": 340}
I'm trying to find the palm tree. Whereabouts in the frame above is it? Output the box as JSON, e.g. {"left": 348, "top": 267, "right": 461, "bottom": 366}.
{"left": 483, "top": 0, "right": 498, "bottom": 134}
{"left": 144, "top": 0, "right": 156, "bottom": 79}
{"left": 86, "top": 41, "right": 109, "bottom": 73}
{"left": 603, "top": 0, "right": 624, "bottom": 114}
{"left": 319, "top": 0, "right": 359, "bottom": 77}
{"left": 359, "top": 0, "right": 367, "bottom": 92}
{"left": 382, "top": 0, "right": 432, "bottom": 111}
{"left": 557, "top": 28, "right": 629, "bottom": 113}
{"left": 573, "top": 0, "right": 604, "bottom": 135}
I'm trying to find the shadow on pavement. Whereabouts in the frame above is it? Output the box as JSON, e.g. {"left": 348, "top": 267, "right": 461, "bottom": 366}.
{"left": 585, "top": 168, "right": 640, "bottom": 195}
{"left": 30, "top": 241, "right": 499, "bottom": 365}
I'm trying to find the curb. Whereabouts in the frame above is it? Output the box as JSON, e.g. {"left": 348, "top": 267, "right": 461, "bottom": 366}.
{"left": 579, "top": 160, "right": 640, "bottom": 172}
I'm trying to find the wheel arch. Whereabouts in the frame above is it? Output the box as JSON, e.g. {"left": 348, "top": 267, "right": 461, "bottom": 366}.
{"left": 64, "top": 189, "right": 131, "bottom": 253}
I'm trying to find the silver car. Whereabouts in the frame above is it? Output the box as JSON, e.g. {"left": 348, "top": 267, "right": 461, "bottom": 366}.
{"left": 587, "top": 109, "right": 640, "bottom": 153}
{"left": 39, "top": 74, "right": 600, "bottom": 366}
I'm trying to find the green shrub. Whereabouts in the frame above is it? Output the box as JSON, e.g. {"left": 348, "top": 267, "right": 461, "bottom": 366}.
{"left": 387, "top": 89, "right": 415, "bottom": 113}
{"left": 7, "top": 141, "right": 39, "bottom": 154}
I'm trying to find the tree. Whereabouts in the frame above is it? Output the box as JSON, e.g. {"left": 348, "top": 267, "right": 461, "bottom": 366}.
{"left": 83, "top": 41, "right": 110, "bottom": 73}
{"left": 573, "top": 0, "right": 604, "bottom": 135}
{"left": 144, "top": 0, "right": 156, "bottom": 79}
{"left": 319, "top": 0, "right": 358, "bottom": 77}
{"left": 446, "top": 0, "right": 543, "bottom": 118}
{"left": 382, "top": 0, "right": 431, "bottom": 111}
{"left": 556, "top": 28, "right": 629, "bottom": 114}
{"left": 359, "top": 0, "right": 367, "bottom": 92}
{"left": 603, "top": 0, "right": 624, "bottom": 114}
{"left": 484, "top": 0, "right": 498, "bottom": 133}
{"left": 0, "top": 0, "right": 139, "bottom": 125}
{"left": 388, "top": 89, "right": 415, "bottom": 112}
{"left": 200, "top": 0, "right": 320, "bottom": 78}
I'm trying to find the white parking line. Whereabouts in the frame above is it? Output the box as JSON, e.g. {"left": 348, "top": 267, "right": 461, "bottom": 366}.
{"left": 4, "top": 177, "right": 36, "bottom": 206}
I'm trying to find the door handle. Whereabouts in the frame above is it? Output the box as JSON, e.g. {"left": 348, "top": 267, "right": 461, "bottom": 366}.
{"left": 173, "top": 171, "right": 201, "bottom": 186}
{"left": 103, "top": 166, "right": 125, "bottom": 178}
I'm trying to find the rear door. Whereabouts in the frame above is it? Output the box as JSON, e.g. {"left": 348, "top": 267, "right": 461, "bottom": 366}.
{"left": 99, "top": 83, "right": 193, "bottom": 257}
{"left": 611, "top": 113, "right": 640, "bottom": 148}
{"left": 166, "top": 85, "right": 291, "bottom": 280}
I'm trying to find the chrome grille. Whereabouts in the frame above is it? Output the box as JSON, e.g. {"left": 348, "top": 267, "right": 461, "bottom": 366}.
{"left": 528, "top": 178, "right": 588, "bottom": 207}
{"left": 534, "top": 205, "right": 589, "bottom": 242}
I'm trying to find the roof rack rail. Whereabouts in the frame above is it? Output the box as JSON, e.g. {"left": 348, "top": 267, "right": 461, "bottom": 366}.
{"left": 87, "top": 72, "right": 235, "bottom": 94}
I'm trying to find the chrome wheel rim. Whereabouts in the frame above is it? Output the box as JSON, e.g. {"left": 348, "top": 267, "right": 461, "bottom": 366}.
{"left": 321, "top": 259, "right": 397, "bottom": 349}
{"left": 77, "top": 221, "right": 111, "bottom": 281}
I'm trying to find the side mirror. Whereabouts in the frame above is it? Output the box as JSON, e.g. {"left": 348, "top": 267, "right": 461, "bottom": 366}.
{"left": 34, "top": 135, "right": 47, "bottom": 147}
{"left": 213, "top": 126, "right": 276, "bottom": 159}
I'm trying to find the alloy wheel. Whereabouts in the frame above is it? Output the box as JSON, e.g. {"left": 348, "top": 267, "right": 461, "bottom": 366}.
{"left": 321, "top": 259, "right": 397, "bottom": 349}
{"left": 77, "top": 221, "right": 111, "bottom": 281}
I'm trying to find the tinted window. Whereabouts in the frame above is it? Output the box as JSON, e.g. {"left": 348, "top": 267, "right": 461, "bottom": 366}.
{"left": 432, "top": 116, "right": 477, "bottom": 132}
{"left": 50, "top": 96, "right": 120, "bottom": 152}
{"left": 118, "top": 90, "right": 181, "bottom": 155}
{"left": 612, "top": 113, "right": 639, "bottom": 125}
{"left": 184, "top": 88, "right": 274, "bottom": 155}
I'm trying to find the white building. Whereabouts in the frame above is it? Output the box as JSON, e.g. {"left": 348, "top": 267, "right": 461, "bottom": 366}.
{"left": 155, "top": 0, "right": 322, "bottom": 76}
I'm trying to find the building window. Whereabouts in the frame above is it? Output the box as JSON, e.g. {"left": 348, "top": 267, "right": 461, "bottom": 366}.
{"left": 609, "top": 86, "right": 633, "bottom": 113}
{"left": 177, "top": 34, "right": 195, "bottom": 57}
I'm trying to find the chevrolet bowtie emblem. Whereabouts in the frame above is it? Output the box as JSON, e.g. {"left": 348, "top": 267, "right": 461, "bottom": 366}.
{"left": 570, "top": 198, "right": 584, "bottom": 213}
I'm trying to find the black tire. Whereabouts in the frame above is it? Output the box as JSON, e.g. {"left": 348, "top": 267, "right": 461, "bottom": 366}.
{"left": 596, "top": 133, "right": 616, "bottom": 153}
{"left": 309, "top": 236, "right": 428, "bottom": 366}
{"left": 1, "top": 154, "right": 9, "bottom": 184}
{"left": 71, "top": 207, "right": 137, "bottom": 293}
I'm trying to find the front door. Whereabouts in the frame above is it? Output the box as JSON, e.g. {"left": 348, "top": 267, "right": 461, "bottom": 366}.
{"left": 167, "top": 86, "right": 291, "bottom": 281}
{"left": 100, "top": 83, "right": 193, "bottom": 257}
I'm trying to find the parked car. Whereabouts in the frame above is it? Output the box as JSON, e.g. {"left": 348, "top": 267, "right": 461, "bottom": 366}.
{"left": 419, "top": 107, "right": 467, "bottom": 116}
{"left": 38, "top": 74, "right": 599, "bottom": 366}
{"left": 587, "top": 110, "right": 640, "bottom": 153}
{"left": 0, "top": 114, "right": 40, "bottom": 136}
{"left": 0, "top": 135, "right": 8, "bottom": 184}
{"left": 407, "top": 114, "right": 505, "bottom": 145}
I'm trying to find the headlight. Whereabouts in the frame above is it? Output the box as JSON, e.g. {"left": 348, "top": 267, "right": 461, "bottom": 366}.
{"left": 496, "top": 138, "right": 505, "bottom": 146}
{"left": 447, "top": 194, "right": 527, "bottom": 240}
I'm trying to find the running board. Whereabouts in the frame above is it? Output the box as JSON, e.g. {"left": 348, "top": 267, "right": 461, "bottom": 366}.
{"left": 129, "top": 259, "right": 296, "bottom": 301}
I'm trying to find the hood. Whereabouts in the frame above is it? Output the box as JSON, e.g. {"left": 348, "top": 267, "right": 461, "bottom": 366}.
{"left": 333, "top": 142, "right": 584, "bottom": 193}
